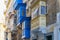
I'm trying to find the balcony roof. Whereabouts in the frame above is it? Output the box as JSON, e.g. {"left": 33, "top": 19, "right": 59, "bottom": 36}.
{"left": 30, "top": 0, "right": 46, "bottom": 8}
{"left": 13, "top": 0, "right": 23, "bottom": 10}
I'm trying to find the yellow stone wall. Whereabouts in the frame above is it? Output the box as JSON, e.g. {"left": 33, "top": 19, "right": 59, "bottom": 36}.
{"left": 31, "top": 16, "right": 40, "bottom": 30}
{"left": 31, "top": 1, "right": 40, "bottom": 30}
{"left": 39, "top": 15, "right": 46, "bottom": 28}
{"left": 31, "top": 0, "right": 47, "bottom": 30}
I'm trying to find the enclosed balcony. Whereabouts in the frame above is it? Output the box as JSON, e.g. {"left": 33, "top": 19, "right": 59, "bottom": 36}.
{"left": 13, "top": 0, "right": 23, "bottom": 10}
{"left": 17, "top": 3, "right": 26, "bottom": 26}
{"left": 22, "top": 17, "right": 31, "bottom": 39}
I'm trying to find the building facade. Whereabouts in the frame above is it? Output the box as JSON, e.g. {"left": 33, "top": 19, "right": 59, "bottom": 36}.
{"left": 24, "top": 0, "right": 57, "bottom": 40}
{"left": 4, "top": 0, "right": 17, "bottom": 40}
{"left": 13, "top": 0, "right": 31, "bottom": 40}
{"left": 4, "top": 0, "right": 60, "bottom": 40}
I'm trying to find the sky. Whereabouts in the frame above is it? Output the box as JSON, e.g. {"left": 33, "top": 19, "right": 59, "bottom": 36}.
{"left": 0, "top": 0, "right": 6, "bottom": 40}
{"left": 0, "top": 0, "right": 6, "bottom": 24}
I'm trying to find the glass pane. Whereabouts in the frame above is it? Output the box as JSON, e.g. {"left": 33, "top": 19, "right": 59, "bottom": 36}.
{"left": 41, "top": 6, "right": 46, "bottom": 14}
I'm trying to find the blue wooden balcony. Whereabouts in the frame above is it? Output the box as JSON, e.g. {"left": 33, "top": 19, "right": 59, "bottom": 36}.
{"left": 13, "top": 0, "right": 25, "bottom": 10}
{"left": 17, "top": 3, "right": 26, "bottom": 26}
{"left": 22, "top": 17, "right": 31, "bottom": 39}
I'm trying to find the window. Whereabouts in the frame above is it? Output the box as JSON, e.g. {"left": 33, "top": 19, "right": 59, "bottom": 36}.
{"left": 5, "top": 32, "right": 8, "bottom": 40}
{"left": 39, "top": 6, "right": 47, "bottom": 15}
{"left": 22, "top": 21, "right": 25, "bottom": 30}
{"left": 14, "top": 14, "right": 17, "bottom": 25}
{"left": 46, "top": 35, "right": 52, "bottom": 40}
{"left": 22, "top": 10, "right": 25, "bottom": 16}
{"left": 33, "top": 39, "right": 37, "bottom": 40}
{"left": 32, "top": 7, "right": 39, "bottom": 19}
{"left": 41, "top": 6, "right": 47, "bottom": 14}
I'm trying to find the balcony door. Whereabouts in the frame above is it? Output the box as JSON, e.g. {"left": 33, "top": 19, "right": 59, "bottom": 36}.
{"left": 46, "top": 35, "right": 52, "bottom": 40}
